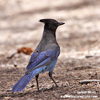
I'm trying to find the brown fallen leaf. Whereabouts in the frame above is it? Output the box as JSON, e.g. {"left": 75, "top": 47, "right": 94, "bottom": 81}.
{"left": 17, "top": 47, "right": 34, "bottom": 55}
{"left": 7, "top": 47, "right": 34, "bottom": 59}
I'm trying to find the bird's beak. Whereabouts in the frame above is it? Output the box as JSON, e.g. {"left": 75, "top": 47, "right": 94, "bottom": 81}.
{"left": 39, "top": 19, "right": 47, "bottom": 23}
{"left": 39, "top": 19, "right": 44, "bottom": 23}
{"left": 58, "top": 22, "right": 65, "bottom": 26}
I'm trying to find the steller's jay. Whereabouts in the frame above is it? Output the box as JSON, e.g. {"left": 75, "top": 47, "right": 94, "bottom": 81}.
{"left": 12, "top": 19, "right": 65, "bottom": 92}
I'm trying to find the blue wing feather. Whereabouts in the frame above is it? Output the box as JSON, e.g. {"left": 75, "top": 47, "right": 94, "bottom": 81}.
{"left": 27, "top": 49, "right": 60, "bottom": 70}
{"left": 27, "top": 52, "right": 48, "bottom": 70}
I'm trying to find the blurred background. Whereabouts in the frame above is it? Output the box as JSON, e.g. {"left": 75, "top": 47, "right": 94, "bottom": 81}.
{"left": 0, "top": 0, "right": 100, "bottom": 99}
{"left": 0, "top": 0, "right": 100, "bottom": 57}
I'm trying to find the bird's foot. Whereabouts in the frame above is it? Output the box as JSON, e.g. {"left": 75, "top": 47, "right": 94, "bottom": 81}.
{"left": 36, "top": 88, "right": 40, "bottom": 92}
{"left": 56, "top": 84, "right": 59, "bottom": 87}
{"left": 52, "top": 84, "right": 58, "bottom": 88}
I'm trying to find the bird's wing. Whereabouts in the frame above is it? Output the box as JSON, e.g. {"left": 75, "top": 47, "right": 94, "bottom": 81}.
{"left": 26, "top": 49, "right": 60, "bottom": 74}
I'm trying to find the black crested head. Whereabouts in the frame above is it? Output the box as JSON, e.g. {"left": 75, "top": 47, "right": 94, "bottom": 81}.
{"left": 39, "top": 19, "right": 65, "bottom": 31}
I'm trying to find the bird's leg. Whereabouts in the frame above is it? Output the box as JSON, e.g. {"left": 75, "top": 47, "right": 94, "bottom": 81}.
{"left": 35, "top": 74, "right": 39, "bottom": 91}
{"left": 49, "top": 71, "right": 58, "bottom": 87}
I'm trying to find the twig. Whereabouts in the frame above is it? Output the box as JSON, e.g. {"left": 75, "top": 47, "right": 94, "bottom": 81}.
{"left": 7, "top": 52, "right": 17, "bottom": 59}
{"left": 85, "top": 55, "right": 100, "bottom": 58}
{"left": 79, "top": 79, "right": 100, "bottom": 84}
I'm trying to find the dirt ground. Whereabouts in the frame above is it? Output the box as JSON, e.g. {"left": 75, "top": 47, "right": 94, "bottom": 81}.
{"left": 0, "top": 0, "right": 100, "bottom": 100}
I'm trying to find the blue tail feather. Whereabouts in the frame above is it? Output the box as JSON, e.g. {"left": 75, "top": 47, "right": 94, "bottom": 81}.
{"left": 12, "top": 70, "right": 38, "bottom": 92}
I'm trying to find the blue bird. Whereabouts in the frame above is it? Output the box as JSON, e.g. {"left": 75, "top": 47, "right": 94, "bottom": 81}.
{"left": 12, "top": 19, "right": 65, "bottom": 92}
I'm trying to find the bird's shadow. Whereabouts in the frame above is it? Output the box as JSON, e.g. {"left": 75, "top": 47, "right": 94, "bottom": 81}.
{"left": 0, "top": 86, "right": 61, "bottom": 98}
